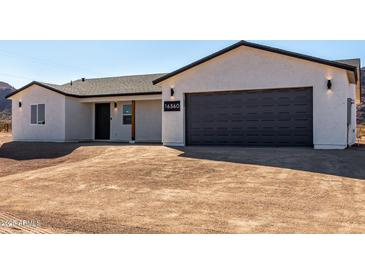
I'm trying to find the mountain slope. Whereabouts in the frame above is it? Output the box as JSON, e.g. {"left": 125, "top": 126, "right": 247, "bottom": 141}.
{"left": 0, "top": 81, "right": 14, "bottom": 122}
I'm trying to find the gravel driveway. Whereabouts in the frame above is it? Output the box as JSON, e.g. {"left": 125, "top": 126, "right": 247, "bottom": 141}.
{"left": 1, "top": 133, "right": 365, "bottom": 233}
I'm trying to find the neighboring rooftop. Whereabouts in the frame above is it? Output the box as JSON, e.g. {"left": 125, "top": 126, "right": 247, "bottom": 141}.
{"left": 7, "top": 73, "right": 166, "bottom": 98}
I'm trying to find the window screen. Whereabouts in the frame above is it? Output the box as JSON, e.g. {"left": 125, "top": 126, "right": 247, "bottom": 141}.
{"left": 31, "top": 105, "right": 37, "bottom": 124}
{"left": 122, "top": 104, "right": 132, "bottom": 125}
{"left": 38, "top": 104, "right": 45, "bottom": 124}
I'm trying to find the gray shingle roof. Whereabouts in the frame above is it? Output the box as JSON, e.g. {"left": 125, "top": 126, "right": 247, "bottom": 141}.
{"left": 43, "top": 73, "right": 165, "bottom": 97}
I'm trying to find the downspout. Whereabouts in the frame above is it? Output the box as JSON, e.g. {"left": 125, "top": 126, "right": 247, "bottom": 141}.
{"left": 347, "top": 123, "right": 349, "bottom": 148}
{"left": 131, "top": 100, "right": 136, "bottom": 143}
{"left": 357, "top": 67, "right": 362, "bottom": 146}
{"left": 347, "top": 98, "right": 355, "bottom": 148}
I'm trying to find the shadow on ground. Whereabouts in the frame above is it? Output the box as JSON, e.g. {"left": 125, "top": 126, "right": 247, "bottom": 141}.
{"left": 0, "top": 142, "right": 87, "bottom": 160}
{"left": 0, "top": 141, "right": 118, "bottom": 160}
{"left": 1, "top": 140, "right": 365, "bottom": 180}
{"left": 0, "top": 141, "right": 159, "bottom": 160}
{"left": 175, "top": 145, "right": 365, "bottom": 180}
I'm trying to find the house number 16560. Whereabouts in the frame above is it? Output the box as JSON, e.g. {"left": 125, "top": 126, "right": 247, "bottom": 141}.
{"left": 164, "top": 101, "right": 181, "bottom": 111}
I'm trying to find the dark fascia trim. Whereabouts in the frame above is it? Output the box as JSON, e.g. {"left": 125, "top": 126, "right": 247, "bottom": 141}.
{"left": 5, "top": 81, "right": 75, "bottom": 99}
{"left": 152, "top": 40, "right": 358, "bottom": 84}
{"left": 5, "top": 81, "right": 162, "bottom": 99}
{"left": 78, "top": 91, "right": 162, "bottom": 98}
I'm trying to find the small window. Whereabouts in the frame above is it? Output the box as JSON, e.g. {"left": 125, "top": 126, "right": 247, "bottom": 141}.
{"left": 31, "top": 105, "right": 37, "bottom": 124}
{"left": 30, "top": 104, "right": 46, "bottom": 125}
{"left": 122, "top": 104, "right": 132, "bottom": 125}
{"left": 38, "top": 104, "right": 45, "bottom": 124}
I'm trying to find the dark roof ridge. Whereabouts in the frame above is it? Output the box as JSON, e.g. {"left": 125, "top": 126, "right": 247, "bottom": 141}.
{"left": 65, "top": 72, "right": 166, "bottom": 85}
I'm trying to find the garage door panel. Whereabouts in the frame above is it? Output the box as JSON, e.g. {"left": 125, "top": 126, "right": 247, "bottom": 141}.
{"left": 186, "top": 87, "right": 313, "bottom": 146}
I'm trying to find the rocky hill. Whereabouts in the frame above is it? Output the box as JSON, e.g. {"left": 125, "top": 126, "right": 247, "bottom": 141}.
{"left": 0, "top": 81, "right": 14, "bottom": 122}
{"left": 357, "top": 68, "right": 365, "bottom": 125}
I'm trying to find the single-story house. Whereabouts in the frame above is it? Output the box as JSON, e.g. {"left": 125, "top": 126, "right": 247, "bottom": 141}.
{"left": 6, "top": 41, "right": 361, "bottom": 149}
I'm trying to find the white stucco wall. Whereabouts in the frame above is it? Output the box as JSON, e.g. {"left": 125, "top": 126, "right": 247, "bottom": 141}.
{"left": 110, "top": 100, "right": 162, "bottom": 142}
{"left": 10, "top": 87, "right": 162, "bottom": 143}
{"left": 158, "top": 46, "right": 357, "bottom": 149}
{"left": 65, "top": 97, "right": 93, "bottom": 141}
{"left": 11, "top": 85, "right": 66, "bottom": 142}
{"left": 135, "top": 100, "right": 162, "bottom": 142}
{"left": 111, "top": 101, "right": 131, "bottom": 141}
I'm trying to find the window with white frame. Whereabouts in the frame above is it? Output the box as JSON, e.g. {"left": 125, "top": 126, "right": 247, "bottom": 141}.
{"left": 30, "top": 104, "right": 46, "bottom": 125}
{"left": 122, "top": 104, "right": 132, "bottom": 125}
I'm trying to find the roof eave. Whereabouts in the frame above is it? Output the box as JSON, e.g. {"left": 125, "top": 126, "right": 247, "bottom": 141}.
{"left": 5, "top": 81, "right": 78, "bottom": 99}
{"left": 152, "top": 40, "right": 358, "bottom": 85}
{"left": 76, "top": 91, "right": 162, "bottom": 98}
{"left": 5, "top": 81, "right": 162, "bottom": 99}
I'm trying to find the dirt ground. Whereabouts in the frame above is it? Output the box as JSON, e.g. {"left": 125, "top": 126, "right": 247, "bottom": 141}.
{"left": 0, "top": 132, "right": 365, "bottom": 233}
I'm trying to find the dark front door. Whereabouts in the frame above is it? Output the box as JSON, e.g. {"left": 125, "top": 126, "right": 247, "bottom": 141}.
{"left": 95, "top": 103, "right": 110, "bottom": 140}
{"left": 185, "top": 87, "right": 313, "bottom": 146}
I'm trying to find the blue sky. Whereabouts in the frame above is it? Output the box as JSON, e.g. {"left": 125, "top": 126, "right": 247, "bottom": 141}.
{"left": 0, "top": 40, "right": 364, "bottom": 88}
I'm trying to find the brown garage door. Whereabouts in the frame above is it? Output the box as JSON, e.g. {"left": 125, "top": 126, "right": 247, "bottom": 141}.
{"left": 185, "top": 87, "right": 313, "bottom": 146}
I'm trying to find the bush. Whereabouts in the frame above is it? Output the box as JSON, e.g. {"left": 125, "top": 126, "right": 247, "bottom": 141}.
{"left": 0, "top": 121, "right": 11, "bottom": 132}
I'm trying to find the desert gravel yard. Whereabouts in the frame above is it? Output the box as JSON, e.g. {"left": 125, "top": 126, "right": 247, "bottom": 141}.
{"left": 0, "top": 132, "right": 365, "bottom": 233}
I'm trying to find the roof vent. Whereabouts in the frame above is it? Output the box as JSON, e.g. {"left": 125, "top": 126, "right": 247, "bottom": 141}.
{"left": 81, "top": 77, "right": 85, "bottom": 82}
{"left": 70, "top": 80, "right": 73, "bottom": 86}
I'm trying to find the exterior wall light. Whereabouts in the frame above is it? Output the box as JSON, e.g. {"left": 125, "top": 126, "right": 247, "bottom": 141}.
{"left": 114, "top": 102, "right": 117, "bottom": 109}
{"left": 19, "top": 101, "right": 22, "bottom": 108}
{"left": 327, "top": 79, "right": 332, "bottom": 90}
{"left": 170, "top": 88, "right": 175, "bottom": 97}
